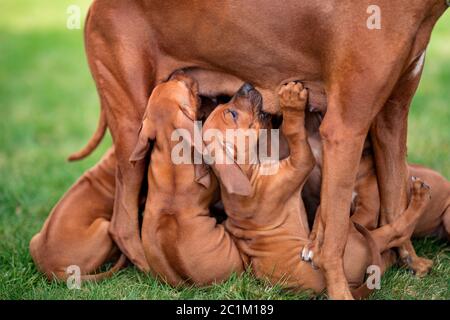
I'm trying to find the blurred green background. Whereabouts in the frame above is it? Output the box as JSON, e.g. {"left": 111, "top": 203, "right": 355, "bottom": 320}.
{"left": 0, "top": 1, "right": 448, "bottom": 299}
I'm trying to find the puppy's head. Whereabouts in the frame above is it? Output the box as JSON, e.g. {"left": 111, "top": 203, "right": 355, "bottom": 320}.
{"left": 129, "top": 72, "right": 202, "bottom": 165}
{"left": 199, "top": 83, "right": 272, "bottom": 196}
{"left": 203, "top": 83, "right": 270, "bottom": 133}
{"left": 169, "top": 70, "right": 201, "bottom": 119}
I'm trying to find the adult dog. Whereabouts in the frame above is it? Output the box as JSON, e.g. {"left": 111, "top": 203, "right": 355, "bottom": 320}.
{"left": 77, "top": 0, "right": 448, "bottom": 299}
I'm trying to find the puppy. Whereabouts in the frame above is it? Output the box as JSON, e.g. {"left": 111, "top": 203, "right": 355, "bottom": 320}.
{"left": 30, "top": 148, "right": 126, "bottom": 281}
{"left": 129, "top": 72, "right": 244, "bottom": 286}
{"left": 200, "top": 82, "right": 431, "bottom": 297}
{"left": 349, "top": 159, "right": 450, "bottom": 240}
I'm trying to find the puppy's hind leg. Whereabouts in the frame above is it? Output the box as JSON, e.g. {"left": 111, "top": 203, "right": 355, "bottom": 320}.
{"left": 369, "top": 178, "right": 431, "bottom": 254}
{"left": 46, "top": 218, "right": 125, "bottom": 282}
{"left": 380, "top": 250, "right": 398, "bottom": 274}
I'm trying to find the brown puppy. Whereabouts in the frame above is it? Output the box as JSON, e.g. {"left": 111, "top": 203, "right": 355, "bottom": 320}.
{"left": 30, "top": 148, "right": 126, "bottom": 281}
{"left": 353, "top": 163, "right": 449, "bottom": 275}
{"left": 129, "top": 73, "right": 244, "bottom": 286}
{"left": 351, "top": 159, "right": 450, "bottom": 244}
{"left": 201, "top": 82, "right": 431, "bottom": 297}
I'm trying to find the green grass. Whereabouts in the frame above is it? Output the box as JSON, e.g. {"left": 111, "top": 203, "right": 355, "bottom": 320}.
{"left": 0, "top": 1, "right": 449, "bottom": 300}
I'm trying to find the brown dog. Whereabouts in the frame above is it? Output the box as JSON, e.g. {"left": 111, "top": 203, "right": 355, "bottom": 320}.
{"left": 200, "top": 82, "right": 431, "bottom": 297}
{"left": 129, "top": 73, "right": 244, "bottom": 286}
{"left": 29, "top": 148, "right": 126, "bottom": 281}
{"left": 80, "top": 0, "right": 448, "bottom": 298}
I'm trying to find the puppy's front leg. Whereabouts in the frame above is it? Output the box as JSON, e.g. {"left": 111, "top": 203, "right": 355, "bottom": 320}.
{"left": 278, "top": 82, "right": 315, "bottom": 182}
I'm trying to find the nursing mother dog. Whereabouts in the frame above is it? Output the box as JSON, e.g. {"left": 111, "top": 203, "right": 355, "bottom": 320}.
{"left": 82, "top": 1, "right": 449, "bottom": 298}
{"left": 199, "top": 82, "right": 431, "bottom": 297}
{"left": 129, "top": 72, "right": 244, "bottom": 286}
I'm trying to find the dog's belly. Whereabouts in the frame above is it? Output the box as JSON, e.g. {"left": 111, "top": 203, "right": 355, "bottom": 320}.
{"left": 178, "top": 68, "right": 327, "bottom": 114}
{"left": 139, "top": 0, "right": 439, "bottom": 116}
{"left": 146, "top": 1, "right": 332, "bottom": 113}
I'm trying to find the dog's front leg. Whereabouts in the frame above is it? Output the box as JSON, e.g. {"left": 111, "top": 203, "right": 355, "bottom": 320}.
{"left": 310, "top": 64, "right": 404, "bottom": 299}
{"left": 277, "top": 82, "right": 315, "bottom": 181}
{"left": 318, "top": 117, "right": 368, "bottom": 299}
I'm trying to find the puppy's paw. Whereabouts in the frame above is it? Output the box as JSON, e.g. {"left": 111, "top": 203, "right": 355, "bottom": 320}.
{"left": 300, "top": 241, "right": 321, "bottom": 270}
{"left": 278, "top": 82, "right": 308, "bottom": 112}
{"left": 403, "top": 256, "right": 433, "bottom": 278}
{"left": 410, "top": 176, "right": 431, "bottom": 207}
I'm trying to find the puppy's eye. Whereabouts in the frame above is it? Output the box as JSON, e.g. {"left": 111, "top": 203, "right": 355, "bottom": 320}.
{"left": 227, "top": 109, "right": 238, "bottom": 121}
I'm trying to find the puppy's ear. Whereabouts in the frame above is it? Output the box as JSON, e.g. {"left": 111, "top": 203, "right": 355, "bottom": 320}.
{"left": 129, "top": 118, "right": 156, "bottom": 165}
{"left": 213, "top": 163, "right": 252, "bottom": 196}
{"left": 194, "top": 164, "right": 211, "bottom": 189}
{"left": 189, "top": 77, "right": 199, "bottom": 97}
{"left": 179, "top": 103, "right": 197, "bottom": 122}
{"left": 190, "top": 136, "right": 212, "bottom": 189}
{"left": 171, "top": 71, "right": 199, "bottom": 97}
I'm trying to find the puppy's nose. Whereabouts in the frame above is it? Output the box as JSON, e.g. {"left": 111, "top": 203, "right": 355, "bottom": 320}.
{"left": 238, "top": 83, "right": 255, "bottom": 96}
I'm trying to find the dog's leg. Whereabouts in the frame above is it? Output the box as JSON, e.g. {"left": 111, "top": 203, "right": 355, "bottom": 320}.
{"left": 259, "top": 82, "right": 315, "bottom": 191}
{"left": 380, "top": 250, "right": 398, "bottom": 274}
{"left": 341, "top": 177, "right": 429, "bottom": 297}
{"left": 370, "top": 53, "right": 432, "bottom": 276}
{"left": 84, "top": 2, "right": 155, "bottom": 271}
{"left": 307, "top": 57, "right": 408, "bottom": 299}
{"left": 276, "top": 82, "right": 315, "bottom": 180}
{"left": 351, "top": 174, "right": 380, "bottom": 230}
{"left": 369, "top": 177, "right": 431, "bottom": 252}
{"left": 317, "top": 114, "right": 370, "bottom": 300}
{"left": 30, "top": 148, "right": 120, "bottom": 280}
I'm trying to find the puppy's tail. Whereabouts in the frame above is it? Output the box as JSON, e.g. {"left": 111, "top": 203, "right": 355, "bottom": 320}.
{"left": 80, "top": 253, "right": 127, "bottom": 282}
{"left": 350, "top": 223, "right": 382, "bottom": 300}
{"left": 68, "top": 109, "right": 107, "bottom": 161}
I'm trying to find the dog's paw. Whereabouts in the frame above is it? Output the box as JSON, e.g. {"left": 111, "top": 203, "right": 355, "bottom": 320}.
{"left": 404, "top": 256, "right": 433, "bottom": 278}
{"left": 278, "top": 82, "right": 308, "bottom": 111}
{"left": 300, "top": 241, "right": 321, "bottom": 270}
{"left": 410, "top": 176, "right": 431, "bottom": 207}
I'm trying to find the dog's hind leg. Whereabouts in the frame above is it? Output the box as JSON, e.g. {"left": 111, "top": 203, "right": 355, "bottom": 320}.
{"left": 371, "top": 52, "right": 434, "bottom": 276}
{"left": 380, "top": 250, "right": 398, "bottom": 273}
